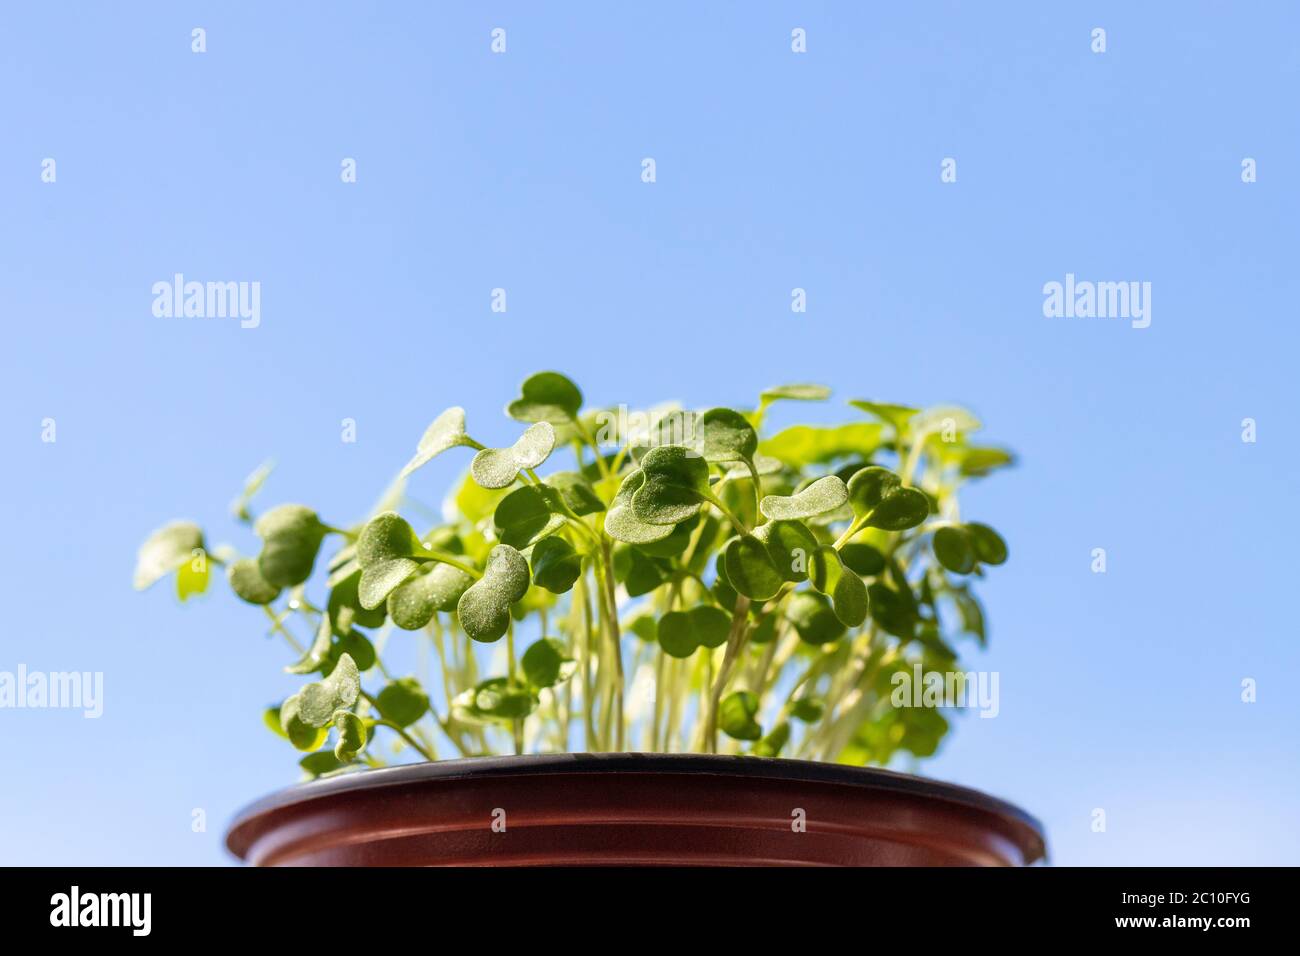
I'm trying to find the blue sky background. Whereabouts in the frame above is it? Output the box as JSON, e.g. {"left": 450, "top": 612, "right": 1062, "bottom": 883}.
{"left": 2, "top": 1, "right": 1297, "bottom": 865}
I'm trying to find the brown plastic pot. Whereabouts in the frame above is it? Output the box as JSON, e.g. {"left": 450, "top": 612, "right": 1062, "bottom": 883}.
{"left": 226, "top": 753, "right": 1045, "bottom": 866}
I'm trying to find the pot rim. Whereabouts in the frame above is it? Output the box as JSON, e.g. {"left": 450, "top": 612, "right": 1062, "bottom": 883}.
{"left": 226, "top": 753, "right": 1046, "bottom": 863}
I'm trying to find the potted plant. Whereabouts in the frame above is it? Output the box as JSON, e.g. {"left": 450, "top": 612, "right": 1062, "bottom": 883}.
{"left": 136, "top": 372, "right": 1044, "bottom": 866}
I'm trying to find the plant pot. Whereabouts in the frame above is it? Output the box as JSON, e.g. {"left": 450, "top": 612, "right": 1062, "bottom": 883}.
{"left": 226, "top": 753, "right": 1045, "bottom": 866}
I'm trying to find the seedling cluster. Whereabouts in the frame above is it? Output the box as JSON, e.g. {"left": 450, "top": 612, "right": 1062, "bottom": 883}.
{"left": 136, "top": 373, "right": 1011, "bottom": 776}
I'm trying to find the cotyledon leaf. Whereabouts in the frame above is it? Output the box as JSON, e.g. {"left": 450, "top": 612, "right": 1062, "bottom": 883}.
{"left": 723, "top": 534, "right": 784, "bottom": 601}
{"left": 332, "top": 710, "right": 367, "bottom": 762}
{"left": 701, "top": 407, "right": 758, "bottom": 463}
{"left": 933, "top": 525, "right": 977, "bottom": 574}
{"left": 375, "top": 677, "right": 430, "bottom": 727}
{"left": 865, "top": 487, "right": 930, "bottom": 531}
{"left": 292, "top": 653, "right": 361, "bottom": 728}
{"left": 604, "top": 470, "right": 674, "bottom": 544}
{"left": 759, "top": 383, "right": 831, "bottom": 405}
{"left": 227, "top": 557, "right": 281, "bottom": 605}
{"left": 285, "top": 616, "right": 335, "bottom": 675}
{"left": 759, "top": 475, "right": 848, "bottom": 521}
{"left": 965, "top": 522, "right": 1008, "bottom": 565}
{"left": 506, "top": 371, "right": 583, "bottom": 424}
{"left": 493, "top": 484, "right": 566, "bottom": 550}
{"left": 255, "top": 504, "right": 329, "bottom": 589}
{"left": 457, "top": 545, "right": 530, "bottom": 643}
{"left": 632, "top": 445, "right": 711, "bottom": 526}
{"left": 399, "top": 407, "right": 471, "bottom": 479}
{"left": 521, "top": 637, "right": 576, "bottom": 688}
{"left": 470, "top": 422, "right": 556, "bottom": 489}
{"left": 845, "top": 466, "right": 901, "bottom": 515}
{"left": 278, "top": 696, "right": 328, "bottom": 751}
{"left": 530, "top": 536, "right": 582, "bottom": 594}
{"left": 356, "top": 512, "right": 425, "bottom": 609}
{"left": 848, "top": 400, "right": 920, "bottom": 433}
{"left": 753, "top": 519, "right": 817, "bottom": 583}
{"left": 388, "top": 563, "right": 475, "bottom": 629}
{"left": 133, "top": 521, "right": 204, "bottom": 590}
{"left": 719, "top": 690, "right": 762, "bottom": 741}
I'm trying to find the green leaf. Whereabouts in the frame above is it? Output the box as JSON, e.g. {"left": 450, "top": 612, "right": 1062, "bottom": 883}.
{"left": 332, "top": 710, "right": 367, "bottom": 762}
{"left": 228, "top": 557, "right": 281, "bottom": 605}
{"left": 255, "top": 504, "right": 328, "bottom": 588}
{"left": 471, "top": 422, "right": 556, "bottom": 489}
{"left": 701, "top": 407, "right": 757, "bottom": 463}
{"left": 521, "top": 637, "right": 576, "bottom": 688}
{"left": 388, "top": 563, "right": 474, "bottom": 629}
{"left": 657, "top": 611, "right": 698, "bottom": 658}
{"left": 264, "top": 704, "right": 288, "bottom": 740}
{"left": 759, "top": 383, "right": 831, "bottom": 405}
{"left": 839, "top": 542, "right": 885, "bottom": 576}
{"left": 279, "top": 695, "right": 329, "bottom": 751}
{"left": 723, "top": 534, "right": 784, "bottom": 601}
{"left": 831, "top": 562, "right": 869, "bottom": 627}
{"left": 328, "top": 629, "right": 377, "bottom": 672}
{"left": 632, "top": 445, "right": 710, "bottom": 525}
{"left": 848, "top": 400, "right": 919, "bottom": 432}
{"left": 285, "top": 616, "right": 335, "bottom": 675}
{"left": 958, "top": 447, "right": 1014, "bottom": 477}
{"left": 327, "top": 569, "right": 387, "bottom": 629}
{"left": 719, "top": 690, "right": 762, "bottom": 741}
{"left": 604, "top": 470, "right": 674, "bottom": 545}
{"left": 359, "top": 558, "right": 421, "bottom": 610}
{"left": 845, "top": 466, "right": 901, "bottom": 515}
{"left": 457, "top": 545, "right": 529, "bottom": 643}
{"left": 691, "top": 605, "right": 732, "bottom": 649}
{"left": 866, "top": 487, "right": 930, "bottom": 531}
{"left": 506, "top": 371, "right": 583, "bottom": 424}
{"left": 452, "top": 470, "right": 510, "bottom": 524}
{"left": 356, "top": 512, "right": 424, "bottom": 609}
{"left": 619, "top": 547, "right": 670, "bottom": 597}
{"left": 790, "top": 697, "right": 825, "bottom": 722}
{"left": 749, "top": 612, "right": 779, "bottom": 645}
{"left": 300, "top": 751, "right": 343, "bottom": 776}
{"left": 724, "top": 453, "right": 784, "bottom": 480}
{"left": 546, "top": 471, "right": 605, "bottom": 515}
{"left": 759, "top": 422, "right": 882, "bottom": 467}
{"left": 759, "top": 475, "right": 848, "bottom": 521}
{"left": 786, "top": 591, "right": 846, "bottom": 645}
{"left": 230, "top": 460, "right": 274, "bottom": 523}
{"left": 294, "top": 653, "right": 361, "bottom": 727}
{"left": 470, "top": 677, "right": 539, "bottom": 720}
{"left": 711, "top": 552, "right": 739, "bottom": 611}
{"left": 933, "top": 526, "right": 977, "bottom": 574}
{"left": 867, "top": 583, "right": 915, "bottom": 639}
{"left": 632, "top": 514, "right": 698, "bottom": 558}
{"left": 493, "top": 484, "right": 566, "bottom": 549}
{"left": 133, "top": 521, "right": 204, "bottom": 590}
{"left": 753, "top": 721, "right": 790, "bottom": 757}
{"left": 626, "top": 610, "right": 657, "bottom": 644}
{"left": 753, "top": 519, "right": 817, "bottom": 583}
{"left": 530, "top": 536, "right": 582, "bottom": 594}
{"left": 966, "top": 522, "right": 1008, "bottom": 565}
{"left": 175, "top": 557, "right": 209, "bottom": 602}
{"left": 375, "top": 677, "right": 430, "bottom": 727}
{"left": 399, "top": 407, "right": 470, "bottom": 479}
